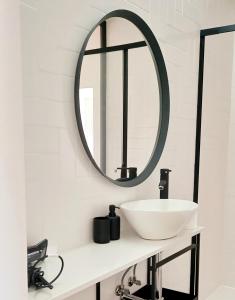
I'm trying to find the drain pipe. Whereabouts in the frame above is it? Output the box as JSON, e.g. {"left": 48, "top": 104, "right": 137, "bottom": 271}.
{"left": 156, "top": 253, "right": 164, "bottom": 300}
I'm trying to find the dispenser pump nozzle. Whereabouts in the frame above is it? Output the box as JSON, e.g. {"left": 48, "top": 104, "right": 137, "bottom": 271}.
{"left": 109, "top": 205, "right": 116, "bottom": 217}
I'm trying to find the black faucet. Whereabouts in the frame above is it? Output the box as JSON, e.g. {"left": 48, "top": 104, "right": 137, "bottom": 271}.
{"left": 116, "top": 167, "right": 137, "bottom": 181}
{"left": 158, "top": 168, "right": 172, "bottom": 199}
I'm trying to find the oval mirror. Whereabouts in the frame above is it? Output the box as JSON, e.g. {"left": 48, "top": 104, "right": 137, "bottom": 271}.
{"left": 74, "top": 10, "right": 170, "bottom": 187}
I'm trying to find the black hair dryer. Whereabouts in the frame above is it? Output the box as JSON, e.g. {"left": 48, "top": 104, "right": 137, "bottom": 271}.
{"left": 27, "top": 239, "right": 64, "bottom": 290}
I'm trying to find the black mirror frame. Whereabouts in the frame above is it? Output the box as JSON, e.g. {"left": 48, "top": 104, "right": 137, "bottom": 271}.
{"left": 74, "top": 9, "right": 170, "bottom": 187}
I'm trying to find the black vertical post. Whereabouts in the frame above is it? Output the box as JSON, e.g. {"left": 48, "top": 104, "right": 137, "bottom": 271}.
{"left": 147, "top": 258, "right": 151, "bottom": 286}
{"left": 190, "top": 236, "right": 197, "bottom": 296}
{"left": 100, "top": 21, "right": 107, "bottom": 173}
{"left": 121, "top": 49, "right": 128, "bottom": 179}
{"left": 190, "top": 34, "right": 205, "bottom": 298}
{"left": 190, "top": 234, "right": 201, "bottom": 297}
{"left": 151, "top": 255, "right": 156, "bottom": 300}
{"left": 195, "top": 234, "right": 201, "bottom": 297}
{"left": 96, "top": 282, "right": 100, "bottom": 300}
{"left": 193, "top": 34, "right": 205, "bottom": 205}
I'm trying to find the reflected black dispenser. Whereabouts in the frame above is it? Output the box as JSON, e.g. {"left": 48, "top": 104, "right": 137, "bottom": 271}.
{"left": 108, "top": 205, "right": 120, "bottom": 240}
{"left": 116, "top": 167, "right": 137, "bottom": 181}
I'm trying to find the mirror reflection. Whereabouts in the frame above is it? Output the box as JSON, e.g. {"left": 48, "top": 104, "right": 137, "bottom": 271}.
{"left": 79, "top": 17, "right": 160, "bottom": 182}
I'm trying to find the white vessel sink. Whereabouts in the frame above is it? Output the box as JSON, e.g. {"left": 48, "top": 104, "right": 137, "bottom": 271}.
{"left": 120, "top": 199, "right": 198, "bottom": 240}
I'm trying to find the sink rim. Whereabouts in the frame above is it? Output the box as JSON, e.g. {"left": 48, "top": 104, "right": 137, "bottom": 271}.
{"left": 120, "top": 198, "right": 198, "bottom": 213}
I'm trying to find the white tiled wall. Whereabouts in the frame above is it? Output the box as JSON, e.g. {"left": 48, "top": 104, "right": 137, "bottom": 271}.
{"left": 1, "top": 1, "right": 27, "bottom": 299}
{"left": 20, "top": 1, "right": 235, "bottom": 299}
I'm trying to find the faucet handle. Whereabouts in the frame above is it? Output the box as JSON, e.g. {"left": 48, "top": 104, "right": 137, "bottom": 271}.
{"left": 160, "top": 168, "right": 172, "bottom": 174}
{"left": 128, "top": 276, "right": 141, "bottom": 287}
{"left": 115, "top": 285, "right": 130, "bottom": 296}
{"left": 158, "top": 179, "right": 167, "bottom": 190}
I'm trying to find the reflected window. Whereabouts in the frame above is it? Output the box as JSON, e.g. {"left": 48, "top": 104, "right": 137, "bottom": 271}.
{"left": 80, "top": 88, "right": 94, "bottom": 155}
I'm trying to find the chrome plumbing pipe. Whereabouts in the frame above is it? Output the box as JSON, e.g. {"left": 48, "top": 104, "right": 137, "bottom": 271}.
{"left": 156, "top": 253, "right": 164, "bottom": 300}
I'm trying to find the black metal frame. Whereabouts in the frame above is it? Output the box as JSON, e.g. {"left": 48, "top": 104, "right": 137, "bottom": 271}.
{"left": 193, "top": 24, "right": 235, "bottom": 205}
{"left": 100, "top": 21, "right": 107, "bottom": 173}
{"left": 74, "top": 9, "right": 170, "bottom": 187}
{"left": 84, "top": 41, "right": 147, "bottom": 55}
{"left": 144, "top": 236, "right": 200, "bottom": 300}
{"left": 190, "top": 23, "right": 235, "bottom": 300}
{"left": 95, "top": 233, "right": 200, "bottom": 300}
{"left": 121, "top": 48, "right": 129, "bottom": 179}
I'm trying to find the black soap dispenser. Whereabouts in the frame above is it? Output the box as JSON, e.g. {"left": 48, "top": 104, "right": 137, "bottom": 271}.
{"left": 108, "top": 205, "right": 120, "bottom": 240}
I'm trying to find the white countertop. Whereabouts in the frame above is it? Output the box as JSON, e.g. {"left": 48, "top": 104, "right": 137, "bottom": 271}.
{"left": 28, "top": 226, "right": 203, "bottom": 300}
